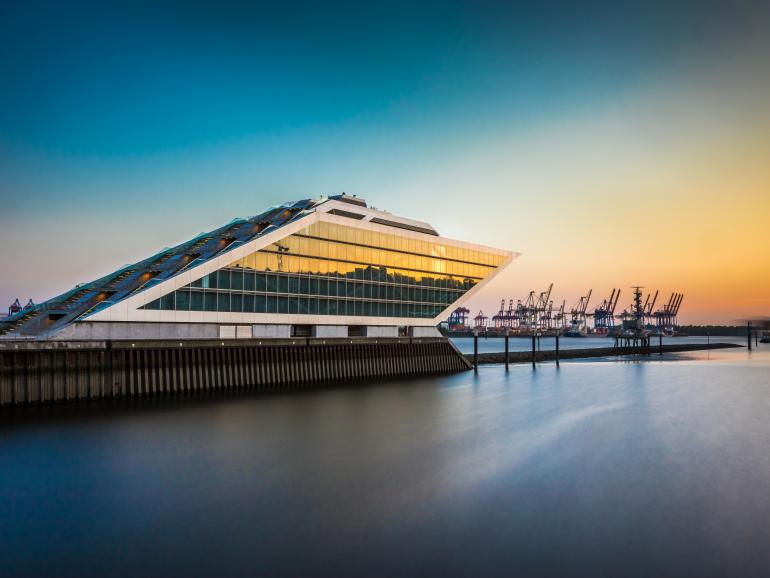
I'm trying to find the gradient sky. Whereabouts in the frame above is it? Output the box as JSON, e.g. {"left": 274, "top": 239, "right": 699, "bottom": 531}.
{"left": 1, "top": 0, "right": 769, "bottom": 324}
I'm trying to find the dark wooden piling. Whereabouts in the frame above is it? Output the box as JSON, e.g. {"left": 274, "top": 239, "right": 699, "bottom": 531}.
{"left": 473, "top": 331, "right": 479, "bottom": 372}
{"left": 504, "top": 332, "right": 509, "bottom": 371}
{"left": 531, "top": 335, "right": 536, "bottom": 367}
{"left": 748, "top": 322, "right": 752, "bottom": 351}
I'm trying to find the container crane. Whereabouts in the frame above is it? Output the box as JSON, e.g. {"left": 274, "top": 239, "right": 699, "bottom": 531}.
{"left": 593, "top": 288, "right": 620, "bottom": 332}
{"left": 566, "top": 290, "right": 592, "bottom": 336}
{"left": 474, "top": 310, "right": 489, "bottom": 330}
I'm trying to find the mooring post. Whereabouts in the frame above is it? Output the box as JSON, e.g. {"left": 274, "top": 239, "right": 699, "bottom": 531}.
{"left": 707, "top": 332, "right": 710, "bottom": 345}
{"left": 473, "top": 329, "right": 479, "bottom": 372}
{"left": 504, "top": 330, "right": 509, "bottom": 371}
{"left": 659, "top": 333, "right": 663, "bottom": 356}
{"left": 748, "top": 322, "right": 752, "bottom": 351}
{"left": 531, "top": 334, "right": 536, "bottom": 367}
{"left": 555, "top": 331, "right": 560, "bottom": 367}
{"left": 105, "top": 340, "right": 114, "bottom": 396}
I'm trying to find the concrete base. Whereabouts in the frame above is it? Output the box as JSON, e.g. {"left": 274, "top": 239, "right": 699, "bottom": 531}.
{"left": 50, "top": 322, "right": 220, "bottom": 341}
{"left": 366, "top": 326, "right": 399, "bottom": 338}
{"left": 410, "top": 326, "right": 442, "bottom": 338}
{"left": 219, "top": 326, "right": 253, "bottom": 339}
{"left": 315, "top": 325, "right": 348, "bottom": 338}
{"left": 42, "top": 321, "right": 439, "bottom": 341}
{"left": 252, "top": 324, "right": 292, "bottom": 339}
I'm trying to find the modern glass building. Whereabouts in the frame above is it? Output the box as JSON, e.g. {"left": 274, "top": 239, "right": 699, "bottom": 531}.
{"left": 0, "top": 195, "right": 516, "bottom": 340}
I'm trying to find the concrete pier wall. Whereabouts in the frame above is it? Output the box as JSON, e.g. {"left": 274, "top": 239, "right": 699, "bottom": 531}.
{"left": 0, "top": 337, "right": 470, "bottom": 407}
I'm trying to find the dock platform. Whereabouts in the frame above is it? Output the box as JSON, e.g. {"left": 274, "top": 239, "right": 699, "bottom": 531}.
{"left": 468, "top": 342, "right": 742, "bottom": 365}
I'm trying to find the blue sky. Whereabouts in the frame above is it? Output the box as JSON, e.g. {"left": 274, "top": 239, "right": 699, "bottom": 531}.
{"left": 2, "top": 0, "right": 769, "bottom": 322}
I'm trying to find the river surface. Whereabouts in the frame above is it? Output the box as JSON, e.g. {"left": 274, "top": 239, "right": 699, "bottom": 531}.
{"left": 1, "top": 345, "right": 769, "bottom": 577}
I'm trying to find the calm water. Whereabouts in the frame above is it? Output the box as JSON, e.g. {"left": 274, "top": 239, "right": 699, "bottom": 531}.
{"left": 1, "top": 346, "right": 769, "bottom": 577}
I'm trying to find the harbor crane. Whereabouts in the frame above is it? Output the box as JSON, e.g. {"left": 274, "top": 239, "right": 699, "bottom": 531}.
{"left": 643, "top": 290, "right": 659, "bottom": 325}
{"left": 535, "top": 283, "right": 554, "bottom": 331}
{"left": 593, "top": 289, "right": 621, "bottom": 330}
{"left": 474, "top": 310, "right": 489, "bottom": 330}
{"left": 450, "top": 286, "right": 684, "bottom": 336}
{"left": 448, "top": 307, "right": 470, "bottom": 330}
{"left": 653, "top": 293, "right": 684, "bottom": 329}
{"left": 566, "top": 289, "right": 592, "bottom": 336}
{"left": 492, "top": 299, "right": 507, "bottom": 329}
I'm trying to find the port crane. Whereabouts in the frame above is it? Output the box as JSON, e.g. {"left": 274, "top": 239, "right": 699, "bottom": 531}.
{"left": 535, "top": 283, "right": 554, "bottom": 331}
{"left": 448, "top": 286, "right": 684, "bottom": 336}
{"left": 566, "top": 289, "right": 592, "bottom": 335}
{"left": 474, "top": 310, "right": 488, "bottom": 330}
{"left": 448, "top": 307, "right": 470, "bottom": 330}
{"left": 653, "top": 293, "right": 684, "bottom": 329}
{"left": 593, "top": 289, "right": 621, "bottom": 331}
{"left": 641, "top": 290, "right": 658, "bottom": 325}
{"left": 492, "top": 299, "right": 507, "bottom": 329}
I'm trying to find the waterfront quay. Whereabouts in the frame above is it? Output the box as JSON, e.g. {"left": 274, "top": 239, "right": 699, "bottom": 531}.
{"left": 468, "top": 342, "right": 741, "bottom": 365}
{"left": 0, "top": 337, "right": 469, "bottom": 407}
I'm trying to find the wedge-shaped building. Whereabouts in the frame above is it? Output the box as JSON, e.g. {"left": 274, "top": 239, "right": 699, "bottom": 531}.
{"left": 1, "top": 195, "right": 517, "bottom": 340}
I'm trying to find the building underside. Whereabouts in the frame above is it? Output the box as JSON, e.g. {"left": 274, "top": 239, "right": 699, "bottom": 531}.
{"left": 1, "top": 194, "right": 516, "bottom": 341}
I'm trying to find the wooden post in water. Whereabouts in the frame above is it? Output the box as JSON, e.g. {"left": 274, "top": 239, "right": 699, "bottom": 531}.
{"left": 473, "top": 329, "right": 479, "bottom": 372}
{"left": 531, "top": 334, "right": 536, "bottom": 367}
{"left": 748, "top": 322, "right": 752, "bottom": 351}
{"left": 504, "top": 330, "right": 509, "bottom": 371}
{"left": 555, "top": 331, "right": 560, "bottom": 367}
{"left": 659, "top": 333, "right": 663, "bottom": 356}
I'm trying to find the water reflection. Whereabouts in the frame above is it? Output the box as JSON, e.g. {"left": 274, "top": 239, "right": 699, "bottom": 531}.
{"left": 1, "top": 348, "right": 769, "bottom": 577}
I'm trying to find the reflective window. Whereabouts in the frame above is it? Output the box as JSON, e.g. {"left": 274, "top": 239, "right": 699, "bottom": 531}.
{"left": 143, "top": 221, "right": 505, "bottom": 318}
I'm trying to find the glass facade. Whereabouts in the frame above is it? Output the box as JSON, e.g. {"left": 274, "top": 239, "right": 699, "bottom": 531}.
{"left": 142, "top": 221, "right": 506, "bottom": 319}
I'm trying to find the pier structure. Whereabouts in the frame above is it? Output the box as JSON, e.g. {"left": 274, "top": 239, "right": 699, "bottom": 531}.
{"left": 0, "top": 337, "right": 470, "bottom": 407}
{"left": 469, "top": 342, "right": 741, "bottom": 366}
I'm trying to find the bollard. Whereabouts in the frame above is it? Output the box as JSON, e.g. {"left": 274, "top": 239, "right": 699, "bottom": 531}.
{"left": 748, "top": 322, "right": 752, "bottom": 351}
{"left": 659, "top": 333, "right": 663, "bottom": 356}
{"left": 505, "top": 331, "right": 509, "bottom": 371}
{"left": 531, "top": 334, "right": 536, "bottom": 367}
{"left": 473, "top": 330, "right": 479, "bottom": 372}
{"left": 555, "top": 332, "right": 560, "bottom": 367}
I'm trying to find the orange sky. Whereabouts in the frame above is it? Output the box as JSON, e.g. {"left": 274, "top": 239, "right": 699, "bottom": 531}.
{"left": 1, "top": 4, "right": 768, "bottom": 325}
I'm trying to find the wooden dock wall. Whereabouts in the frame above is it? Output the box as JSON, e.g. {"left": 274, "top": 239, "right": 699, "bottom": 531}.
{"left": 0, "top": 338, "right": 470, "bottom": 407}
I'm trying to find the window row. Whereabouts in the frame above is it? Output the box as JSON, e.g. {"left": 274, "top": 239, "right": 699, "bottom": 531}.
{"left": 229, "top": 238, "right": 494, "bottom": 279}
{"left": 193, "top": 268, "right": 478, "bottom": 292}
{"left": 151, "top": 281, "right": 462, "bottom": 306}
{"left": 143, "top": 291, "right": 445, "bottom": 318}
{"left": 300, "top": 221, "right": 505, "bottom": 267}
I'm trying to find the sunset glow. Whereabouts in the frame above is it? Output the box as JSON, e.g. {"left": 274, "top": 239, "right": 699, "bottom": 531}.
{"left": 1, "top": 1, "right": 768, "bottom": 324}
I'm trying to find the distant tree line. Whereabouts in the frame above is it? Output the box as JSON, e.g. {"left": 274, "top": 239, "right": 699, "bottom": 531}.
{"left": 679, "top": 325, "right": 751, "bottom": 336}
